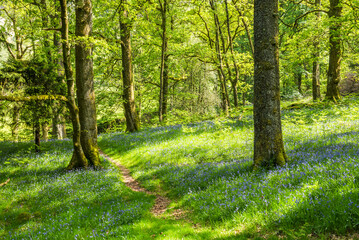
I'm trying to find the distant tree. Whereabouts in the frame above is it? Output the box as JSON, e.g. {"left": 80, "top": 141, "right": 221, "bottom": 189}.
{"left": 253, "top": 0, "right": 287, "bottom": 168}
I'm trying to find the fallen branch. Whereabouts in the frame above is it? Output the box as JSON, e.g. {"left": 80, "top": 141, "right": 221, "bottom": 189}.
{"left": 0, "top": 178, "right": 10, "bottom": 187}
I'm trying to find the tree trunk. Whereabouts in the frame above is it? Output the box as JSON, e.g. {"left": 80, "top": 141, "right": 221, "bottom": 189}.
{"left": 60, "top": 0, "right": 88, "bottom": 169}
{"left": 75, "top": 0, "right": 100, "bottom": 168}
{"left": 11, "top": 105, "right": 20, "bottom": 142}
{"left": 52, "top": 2, "right": 67, "bottom": 139}
{"left": 326, "top": 0, "right": 342, "bottom": 102}
{"left": 233, "top": 2, "right": 254, "bottom": 56}
{"left": 297, "top": 70, "right": 302, "bottom": 95}
{"left": 34, "top": 120, "right": 41, "bottom": 152}
{"left": 42, "top": 122, "right": 49, "bottom": 142}
{"left": 159, "top": 0, "right": 169, "bottom": 122}
{"left": 253, "top": 0, "right": 287, "bottom": 168}
{"left": 120, "top": 1, "right": 140, "bottom": 132}
{"left": 218, "top": 69, "right": 229, "bottom": 116}
{"left": 225, "top": 0, "right": 240, "bottom": 107}
{"left": 40, "top": 0, "right": 52, "bottom": 60}
{"left": 210, "top": 0, "right": 230, "bottom": 116}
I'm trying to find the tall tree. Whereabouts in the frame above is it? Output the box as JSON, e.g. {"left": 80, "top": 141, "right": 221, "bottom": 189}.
{"left": 253, "top": 0, "right": 287, "bottom": 168}
{"left": 59, "top": 0, "right": 88, "bottom": 169}
{"left": 158, "top": 0, "right": 169, "bottom": 122}
{"left": 119, "top": 0, "right": 140, "bottom": 132}
{"left": 75, "top": 0, "right": 101, "bottom": 167}
{"left": 326, "top": 0, "right": 342, "bottom": 102}
{"left": 209, "top": 0, "right": 230, "bottom": 116}
{"left": 225, "top": 0, "right": 240, "bottom": 108}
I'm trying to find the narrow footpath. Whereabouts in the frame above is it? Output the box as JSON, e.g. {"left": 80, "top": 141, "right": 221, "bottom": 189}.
{"left": 99, "top": 150, "right": 173, "bottom": 217}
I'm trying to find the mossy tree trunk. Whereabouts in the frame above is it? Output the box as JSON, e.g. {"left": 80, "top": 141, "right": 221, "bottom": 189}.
{"left": 75, "top": 0, "right": 100, "bottom": 168}
{"left": 60, "top": 0, "right": 88, "bottom": 169}
{"left": 120, "top": 1, "right": 140, "bottom": 132}
{"left": 326, "top": 0, "right": 342, "bottom": 102}
{"left": 253, "top": 0, "right": 287, "bottom": 168}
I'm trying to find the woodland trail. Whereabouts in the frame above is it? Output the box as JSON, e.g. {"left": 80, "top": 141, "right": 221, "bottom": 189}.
{"left": 99, "top": 150, "right": 178, "bottom": 217}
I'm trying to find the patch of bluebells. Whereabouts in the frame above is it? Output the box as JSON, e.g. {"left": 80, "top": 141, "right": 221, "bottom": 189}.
{"left": 0, "top": 140, "right": 152, "bottom": 240}
{"left": 100, "top": 101, "right": 359, "bottom": 233}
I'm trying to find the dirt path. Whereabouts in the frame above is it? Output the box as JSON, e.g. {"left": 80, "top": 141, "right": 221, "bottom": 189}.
{"left": 99, "top": 150, "right": 171, "bottom": 216}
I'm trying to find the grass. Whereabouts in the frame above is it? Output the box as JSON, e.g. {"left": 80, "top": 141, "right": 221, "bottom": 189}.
{"left": 0, "top": 140, "right": 155, "bottom": 239}
{"left": 1, "top": 95, "right": 359, "bottom": 239}
{"left": 99, "top": 94, "right": 359, "bottom": 238}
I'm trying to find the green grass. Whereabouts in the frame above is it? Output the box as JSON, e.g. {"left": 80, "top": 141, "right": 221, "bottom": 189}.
{"left": 2, "top": 95, "right": 359, "bottom": 239}
{"left": 0, "top": 140, "right": 219, "bottom": 239}
{"left": 99, "top": 94, "right": 359, "bottom": 238}
{"left": 0, "top": 141, "right": 156, "bottom": 239}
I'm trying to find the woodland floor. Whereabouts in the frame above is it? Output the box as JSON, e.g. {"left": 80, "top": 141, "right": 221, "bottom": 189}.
{"left": 2, "top": 96, "right": 359, "bottom": 239}
{"left": 99, "top": 150, "right": 174, "bottom": 217}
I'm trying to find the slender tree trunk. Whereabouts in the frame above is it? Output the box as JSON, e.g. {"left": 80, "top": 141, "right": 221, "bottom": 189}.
{"left": 210, "top": 0, "right": 229, "bottom": 116}
{"left": 42, "top": 122, "right": 49, "bottom": 141}
{"left": 326, "top": 0, "right": 342, "bottom": 102}
{"left": 75, "top": 0, "right": 100, "bottom": 168}
{"left": 40, "top": 0, "right": 52, "bottom": 61}
{"left": 253, "top": 0, "right": 287, "bottom": 168}
{"left": 225, "top": 0, "right": 240, "bottom": 107}
{"left": 312, "top": 2, "right": 321, "bottom": 103}
{"left": 120, "top": 1, "right": 139, "bottom": 132}
{"left": 60, "top": 0, "right": 88, "bottom": 169}
{"left": 218, "top": 69, "right": 229, "bottom": 116}
{"left": 34, "top": 119, "right": 41, "bottom": 152}
{"left": 297, "top": 70, "right": 302, "bottom": 95}
{"left": 159, "top": 0, "right": 169, "bottom": 122}
{"left": 233, "top": 2, "right": 254, "bottom": 56}
{"left": 217, "top": 8, "right": 232, "bottom": 109}
{"left": 11, "top": 105, "right": 20, "bottom": 142}
{"left": 52, "top": 1, "right": 67, "bottom": 139}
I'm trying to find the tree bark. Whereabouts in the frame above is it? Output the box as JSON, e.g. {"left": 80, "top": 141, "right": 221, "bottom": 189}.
{"left": 60, "top": 0, "right": 88, "bottom": 169}
{"left": 297, "top": 70, "right": 302, "bottom": 95}
{"left": 52, "top": 1, "right": 67, "bottom": 139}
{"left": 253, "top": 0, "right": 287, "bottom": 168}
{"left": 312, "top": 0, "right": 321, "bottom": 102}
{"left": 225, "top": 0, "right": 240, "bottom": 107}
{"left": 120, "top": 1, "right": 140, "bottom": 132}
{"left": 210, "top": 0, "right": 229, "bottom": 116}
{"left": 34, "top": 120, "right": 41, "bottom": 152}
{"left": 326, "top": 0, "right": 342, "bottom": 102}
{"left": 159, "top": 0, "right": 169, "bottom": 122}
{"left": 11, "top": 104, "right": 20, "bottom": 142}
{"left": 42, "top": 122, "right": 49, "bottom": 141}
{"left": 75, "top": 0, "right": 100, "bottom": 168}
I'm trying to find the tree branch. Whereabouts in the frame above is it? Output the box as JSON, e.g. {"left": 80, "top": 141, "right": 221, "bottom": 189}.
{"left": 0, "top": 95, "right": 68, "bottom": 102}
